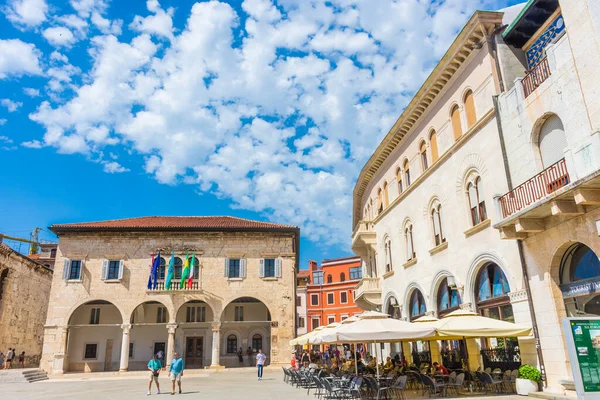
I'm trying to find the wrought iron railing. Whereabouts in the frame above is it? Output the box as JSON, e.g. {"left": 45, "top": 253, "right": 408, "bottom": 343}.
{"left": 148, "top": 279, "right": 199, "bottom": 291}
{"left": 412, "top": 351, "right": 431, "bottom": 366}
{"left": 441, "top": 349, "right": 466, "bottom": 370}
{"left": 499, "top": 158, "right": 569, "bottom": 218}
{"left": 480, "top": 348, "right": 521, "bottom": 371}
{"left": 522, "top": 57, "right": 551, "bottom": 98}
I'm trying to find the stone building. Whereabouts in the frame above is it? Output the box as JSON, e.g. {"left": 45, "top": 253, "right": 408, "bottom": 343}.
{"left": 493, "top": 0, "right": 600, "bottom": 392}
{"left": 0, "top": 244, "right": 53, "bottom": 366}
{"left": 39, "top": 216, "right": 299, "bottom": 374}
{"left": 351, "top": 8, "right": 538, "bottom": 372}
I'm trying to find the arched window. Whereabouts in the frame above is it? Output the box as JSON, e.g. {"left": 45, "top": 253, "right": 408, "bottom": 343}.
{"left": 409, "top": 290, "right": 426, "bottom": 321}
{"left": 383, "top": 182, "right": 389, "bottom": 208}
{"left": 340, "top": 272, "right": 346, "bottom": 282}
{"left": 252, "top": 334, "right": 263, "bottom": 352}
{"left": 560, "top": 244, "right": 600, "bottom": 317}
{"left": 403, "top": 159, "right": 411, "bottom": 186}
{"left": 467, "top": 177, "right": 487, "bottom": 226}
{"left": 451, "top": 104, "right": 462, "bottom": 140}
{"left": 159, "top": 257, "right": 166, "bottom": 280}
{"left": 0, "top": 269, "right": 8, "bottom": 302}
{"left": 431, "top": 204, "right": 445, "bottom": 246}
{"left": 429, "top": 130, "right": 439, "bottom": 162}
{"left": 538, "top": 115, "right": 567, "bottom": 168}
{"left": 174, "top": 257, "right": 183, "bottom": 279}
{"left": 405, "top": 223, "right": 415, "bottom": 261}
{"left": 188, "top": 256, "right": 200, "bottom": 279}
{"left": 377, "top": 188, "right": 383, "bottom": 214}
{"left": 420, "top": 141, "right": 428, "bottom": 171}
{"left": 396, "top": 168, "right": 403, "bottom": 194}
{"left": 327, "top": 274, "right": 333, "bottom": 284}
{"left": 437, "top": 277, "right": 462, "bottom": 316}
{"left": 464, "top": 90, "right": 476, "bottom": 128}
{"left": 226, "top": 334, "right": 237, "bottom": 354}
{"left": 386, "top": 297, "right": 401, "bottom": 319}
{"left": 384, "top": 237, "right": 393, "bottom": 273}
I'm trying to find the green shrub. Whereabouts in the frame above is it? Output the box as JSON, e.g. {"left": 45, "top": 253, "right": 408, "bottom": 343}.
{"left": 519, "top": 364, "right": 541, "bottom": 382}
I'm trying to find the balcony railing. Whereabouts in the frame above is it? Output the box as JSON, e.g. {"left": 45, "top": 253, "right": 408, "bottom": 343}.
{"left": 522, "top": 57, "right": 551, "bottom": 98}
{"left": 355, "top": 277, "right": 381, "bottom": 295}
{"left": 148, "top": 279, "right": 200, "bottom": 291}
{"left": 480, "top": 348, "right": 521, "bottom": 371}
{"left": 499, "top": 158, "right": 570, "bottom": 218}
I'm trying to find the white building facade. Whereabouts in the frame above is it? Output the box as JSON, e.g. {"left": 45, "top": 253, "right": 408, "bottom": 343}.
{"left": 352, "top": 10, "right": 538, "bottom": 372}
{"left": 494, "top": 0, "right": 600, "bottom": 392}
{"left": 40, "top": 216, "right": 299, "bottom": 373}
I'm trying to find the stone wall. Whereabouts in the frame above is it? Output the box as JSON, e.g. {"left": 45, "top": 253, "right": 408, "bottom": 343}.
{"left": 0, "top": 245, "right": 53, "bottom": 367}
{"left": 40, "top": 230, "right": 297, "bottom": 373}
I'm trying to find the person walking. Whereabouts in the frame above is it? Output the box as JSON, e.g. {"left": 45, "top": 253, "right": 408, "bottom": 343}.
{"left": 246, "top": 347, "right": 253, "bottom": 366}
{"left": 237, "top": 348, "right": 243, "bottom": 366}
{"left": 256, "top": 349, "right": 267, "bottom": 381}
{"left": 5, "top": 348, "right": 14, "bottom": 369}
{"left": 147, "top": 354, "right": 162, "bottom": 395}
{"left": 169, "top": 352, "right": 184, "bottom": 395}
{"left": 18, "top": 352, "right": 25, "bottom": 368}
{"left": 157, "top": 350, "right": 164, "bottom": 369}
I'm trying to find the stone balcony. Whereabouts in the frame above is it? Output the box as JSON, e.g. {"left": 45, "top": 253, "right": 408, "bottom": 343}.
{"left": 354, "top": 277, "right": 381, "bottom": 311}
{"left": 351, "top": 220, "right": 376, "bottom": 257}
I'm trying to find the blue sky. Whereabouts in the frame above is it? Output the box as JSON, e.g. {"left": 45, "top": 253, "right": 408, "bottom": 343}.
{"left": 0, "top": 0, "right": 520, "bottom": 269}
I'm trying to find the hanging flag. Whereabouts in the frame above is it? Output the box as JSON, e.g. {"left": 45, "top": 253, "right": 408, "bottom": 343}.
{"left": 187, "top": 252, "right": 196, "bottom": 289}
{"left": 180, "top": 251, "right": 190, "bottom": 289}
{"left": 147, "top": 252, "right": 155, "bottom": 290}
{"left": 165, "top": 251, "right": 175, "bottom": 290}
{"left": 148, "top": 251, "right": 160, "bottom": 289}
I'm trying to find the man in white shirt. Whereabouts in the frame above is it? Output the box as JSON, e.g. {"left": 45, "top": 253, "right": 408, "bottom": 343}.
{"left": 256, "top": 349, "right": 267, "bottom": 380}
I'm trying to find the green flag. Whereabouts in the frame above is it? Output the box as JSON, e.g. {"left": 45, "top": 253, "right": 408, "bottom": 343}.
{"left": 180, "top": 251, "right": 190, "bottom": 289}
{"left": 165, "top": 251, "right": 175, "bottom": 290}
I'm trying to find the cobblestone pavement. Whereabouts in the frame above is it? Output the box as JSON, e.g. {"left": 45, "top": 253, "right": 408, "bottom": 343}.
{"left": 0, "top": 369, "right": 527, "bottom": 400}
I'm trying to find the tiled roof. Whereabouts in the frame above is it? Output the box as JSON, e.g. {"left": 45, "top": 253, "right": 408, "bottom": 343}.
{"left": 0, "top": 244, "right": 52, "bottom": 271}
{"left": 297, "top": 270, "right": 310, "bottom": 278}
{"left": 50, "top": 216, "right": 298, "bottom": 232}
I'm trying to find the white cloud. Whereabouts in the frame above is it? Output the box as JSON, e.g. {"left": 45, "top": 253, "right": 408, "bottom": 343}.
{"left": 0, "top": 135, "right": 14, "bottom": 144}
{"left": 0, "top": 39, "right": 43, "bottom": 79}
{"left": 43, "top": 27, "right": 77, "bottom": 47}
{"left": 1, "top": 99, "right": 23, "bottom": 112}
{"left": 0, "top": 118, "right": 6, "bottom": 125}
{"left": 102, "top": 160, "right": 129, "bottom": 173}
{"left": 4, "top": 0, "right": 48, "bottom": 29}
{"left": 23, "top": 87, "right": 40, "bottom": 97}
{"left": 28, "top": 0, "right": 497, "bottom": 247}
{"left": 21, "top": 139, "right": 43, "bottom": 148}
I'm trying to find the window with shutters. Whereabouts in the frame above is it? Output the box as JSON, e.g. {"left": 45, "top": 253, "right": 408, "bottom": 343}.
{"left": 311, "top": 294, "right": 319, "bottom": 306}
{"left": 327, "top": 316, "right": 335, "bottom": 324}
{"left": 451, "top": 104, "right": 462, "bottom": 140}
{"left": 537, "top": 114, "right": 567, "bottom": 168}
{"left": 464, "top": 90, "right": 476, "bottom": 128}
{"left": 157, "top": 307, "right": 167, "bottom": 323}
{"left": 467, "top": 176, "right": 487, "bottom": 226}
{"left": 107, "top": 260, "right": 120, "bottom": 280}
{"left": 403, "top": 159, "right": 411, "bottom": 186}
{"left": 263, "top": 258, "right": 275, "bottom": 277}
{"left": 420, "top": 141, "right": 428, "bottom": 171}
{"left": 340, "top": 291, "right": 348, "bottom": 304}
{"left": 327, "top": 274, "right": 332, "bottom": 284}
{"left": 90, "top": 308, "right": 100, "bottom": 324}
{"left": 234, "top": 306, "right": 244, "bottom": 321}
{"left": 67, "top": 260, "right": 82, "bottom": 280}
{"left": 429, "top": 130, "right": 439, "bottom": 162}
{"left": 298, "top": 317, "right": 305, "bottom": 328}
{"left": 327, "top": 293, "right": 334, "bottom": 304}
{"left": 229, "top": 259, "right": 240, "bottom": 278}
{"left": 311, "top": 317, "right": 320, "bottom": 330}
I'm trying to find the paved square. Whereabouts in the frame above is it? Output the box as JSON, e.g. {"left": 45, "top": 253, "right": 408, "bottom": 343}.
{"left": 0, "top": 370, "right": 527, "bottom": 400}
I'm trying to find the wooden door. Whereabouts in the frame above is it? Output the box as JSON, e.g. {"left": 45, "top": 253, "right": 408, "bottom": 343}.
{"left": 104, "top": 339, "right": 113, "bottom": 371}
{"left": 185, "top": 337, "right": 203, "bottom": 369}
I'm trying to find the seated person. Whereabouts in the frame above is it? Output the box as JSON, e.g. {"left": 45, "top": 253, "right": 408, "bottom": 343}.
{"left": 433, "top": 362, "right": 449, "bottom": 375}
{"left": 383, "top": 357, "right": 394, "bottom": 371}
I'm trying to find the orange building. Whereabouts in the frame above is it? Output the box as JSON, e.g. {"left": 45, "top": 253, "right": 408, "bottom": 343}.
{"left": 306, "top": 256, "right": 363, "bottom": 332}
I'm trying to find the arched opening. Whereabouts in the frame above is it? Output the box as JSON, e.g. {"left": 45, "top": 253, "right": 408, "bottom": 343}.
{"left": 383, "top": 181, "right": 389, "bottom": 208}
{"left": 463, "top": 90, "right": 476, "bottom": 128}
{"left": 128, "top": 301, "right": 170, "bottom": 370}
{"left": 384, "top": 236, "right": 393, "bottom": 273}
{"left": 436, "top": 276, "right": 466, "bottom": 369}
{"left": 0, "top": 269, "right": 8, "bottom": 302}
{"left": 67, "top": 300, "right": 123, "bottom": 372}
{"left": 451, "top": 104, "right": 462, "bottom": 140}
{"left": 409, "top": 289, "right": 426, "bottom": 321}
{"left": 437, "top": 277, "right": 462, "bottom": 317}
{"left": 221, "top": 297, "right": 271, "bottom": 368}
{"left": 559, "top": 243, "right": 600, "bottom": 317}
{"left": 408, "top": 289, "right": 430, "bottom": 365}
{"left": 467, "top": 176, "right": 487, "bottom": 226}
{"left": 537, "top": 114, "right": 567, "bottom": 169}
{"left": 475, "top": 263, "right": 520, "bottom": 370}
{"left": 386, "top": 296, "right": 401, "bottom": 320}
{"left": 403, "top": 159, "right": 411, "bottom": 186}
{"left": 396, "top": 167, "right": 403, "bottom": 195}
{"left": 429, "top": 130, "right": 439, "bottom": 162}
{"left": 420, "top": 141, "right": 428, "bottom": 172}
{"left": 175, "top": 300, "right": 215, "bottom": 369}
{"left": 431, "top": 203, "right": 445, "bottom": 246}
{"left": 340, "top": 272, "right": 346, "bottom": 282}
{"left": 327, "top": 274, "right": 333, "bottom": 284}
{"left": 405, "top": 223, "right": 415, "bottom": 261}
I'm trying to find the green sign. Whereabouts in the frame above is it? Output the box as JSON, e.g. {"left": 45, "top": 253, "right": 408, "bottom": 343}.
{"left": 569, "top": 320, "right": 600, "bottom": 392}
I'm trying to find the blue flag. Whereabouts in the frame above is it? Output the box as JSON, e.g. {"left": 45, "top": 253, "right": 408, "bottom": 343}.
{"left": 147, "top": 251, "right": 160, "bottom": 289}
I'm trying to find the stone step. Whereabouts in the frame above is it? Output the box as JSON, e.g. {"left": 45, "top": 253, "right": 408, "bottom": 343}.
{"left": 0, "top": 368, "right": 48, "bottom": 383}
{"left": 529, "top": 391, "right": 577, "bottom": 400}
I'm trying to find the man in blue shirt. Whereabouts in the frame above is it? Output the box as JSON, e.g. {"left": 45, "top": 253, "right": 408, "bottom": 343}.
{"left": 169, "top": 352, "right": 185, "bottom": 395}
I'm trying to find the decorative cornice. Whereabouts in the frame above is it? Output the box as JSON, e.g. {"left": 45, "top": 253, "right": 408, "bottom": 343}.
{"left": 352, "top": 11, "right": 503, "bottom": 229}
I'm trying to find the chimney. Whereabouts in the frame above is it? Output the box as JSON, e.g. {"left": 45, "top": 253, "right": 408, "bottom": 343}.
{"left": 309, "top": 260, "right": 318, "bottom": 271}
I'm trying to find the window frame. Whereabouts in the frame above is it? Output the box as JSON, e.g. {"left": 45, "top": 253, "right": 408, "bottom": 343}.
{"left": 311, "top": 317, "right": 320, "bottom": 330}
{"left": 467, "top": 177, "right": 487, "bottom": 226}
{"left": 313, "top": 271, "right": 324, "bottom": 285}
{"left": 340, "top": 272, "right": 346, "bottom": 282}
{"left": 396, "top": 167, "right": 403, "bottom": 194}
{"left": 252, "top": 334, "right": 263, "bottom": 353}
{"left": 327, "top": 292, "right": 335, "bottom": 305}
{"left": 69, "top": 260, "right": 82, "bottom": 280}
{"left": 234, "top": 305, "right": 244, "bottom": 322}
{"left": 298, "top": 317, "right": 305, "bottom": 328}
{"left": 83, "top": 343, "right": 98, "bottom": 360}
{"left": 156, "top": 306, "right": 167, "bottom": 323}
{"left": 349, "top": 267, "right": 362, "bottom": 280}
{"left": 405, "top": 223, "right": 415, "bottom": 261}
{"left": 420, "top": 141, "right": 428, "bottom": 171}
{"left": 327, "top": 316, "right": 335, "bottom": 325}
{"left": 228, "top": 259, "right": 241, "bottom": 278}
{"left": 89, "top": 307, "right": 100, "bottom": 325}
{"left": 311, "top": 294, "right": 319, "bottom": 306}
{"left": 340, "top": 291, "right": 348, "bottom": 304}
{"left": 263, "top": 258, "right": 276, "bottom": 278}
{"left": 226, "top": 335, "right": 237, "bottom": 354}
{"left": 107, "top": 260, "right": 120, "bottom": 280}
{"left": 403, "top": 159, "right": 411, "bottom": 186}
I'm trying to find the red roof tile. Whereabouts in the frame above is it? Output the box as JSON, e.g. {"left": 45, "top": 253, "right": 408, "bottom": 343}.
{"left": 297, "top": 270, "right": 310, "bottom": 278}
{"left": 50, "top": 216, "right": 297, "bottom": 232}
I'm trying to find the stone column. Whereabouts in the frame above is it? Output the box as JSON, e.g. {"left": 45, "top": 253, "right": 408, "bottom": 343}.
{"left": 119, "top": 323, "right": 132, "bottom": 372}
{"left": 210, "top": 321, "right": 221, "bottom": 367}
{"left": 53, "top": 327, "right": 69, "bottom": 374}
{"left": 166, "top": 323, "right": 178, "bottom": 367}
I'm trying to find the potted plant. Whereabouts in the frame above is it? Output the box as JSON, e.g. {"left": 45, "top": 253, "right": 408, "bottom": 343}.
{"left": 516, "top": 364, "right": 541, "bottom": 395}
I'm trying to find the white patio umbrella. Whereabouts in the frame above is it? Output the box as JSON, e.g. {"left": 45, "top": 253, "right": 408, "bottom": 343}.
{"left": 432, "top": 309, "right": 533, "bottom": 338}
{"left": 289, "top": 325, "right": 325, "bottom": 346}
